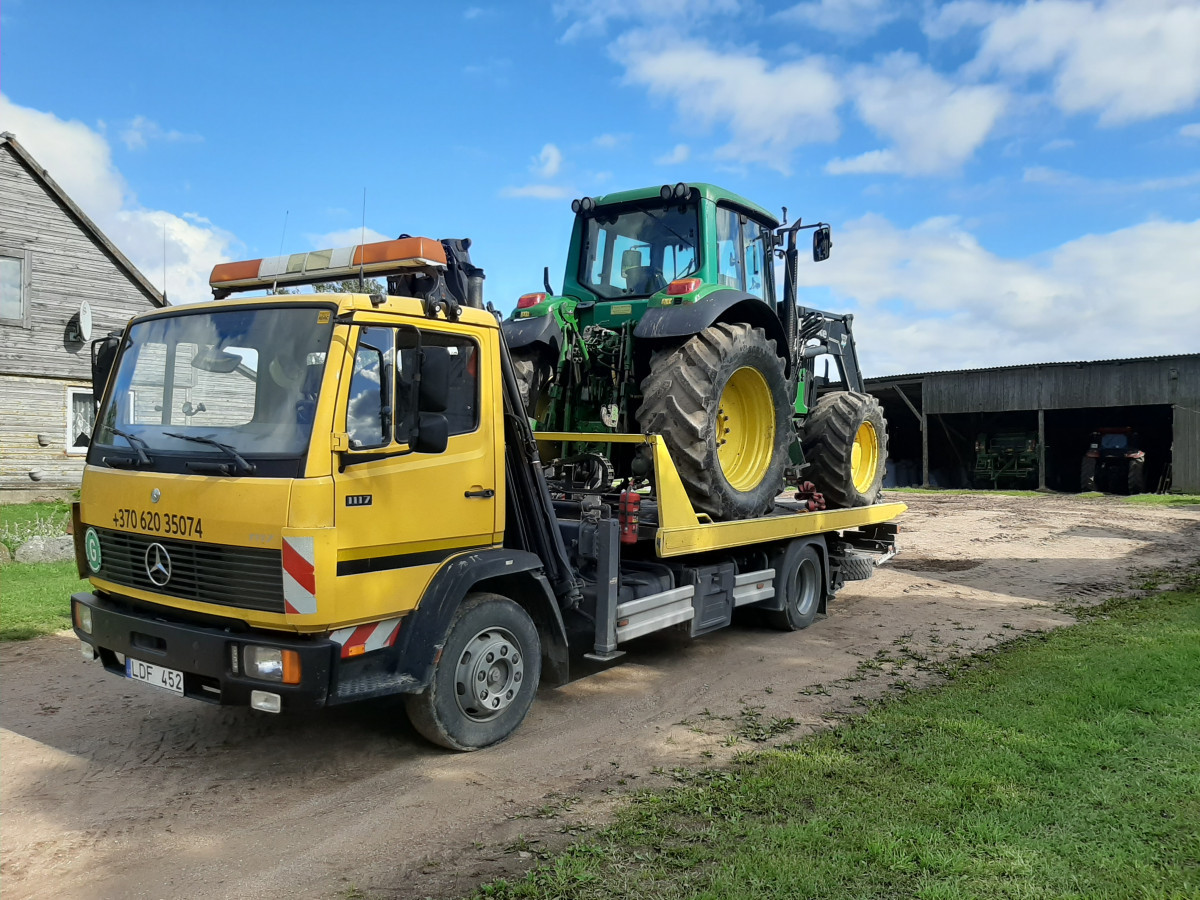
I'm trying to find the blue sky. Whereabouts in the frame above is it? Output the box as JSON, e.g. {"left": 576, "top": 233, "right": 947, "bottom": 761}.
{"left": 2, "top": 0, "right": 1197, "bottom": 375}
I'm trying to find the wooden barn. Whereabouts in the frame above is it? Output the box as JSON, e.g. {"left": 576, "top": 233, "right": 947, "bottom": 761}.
{"left": 0, "top": 132, "right": 164, "bottom": 502}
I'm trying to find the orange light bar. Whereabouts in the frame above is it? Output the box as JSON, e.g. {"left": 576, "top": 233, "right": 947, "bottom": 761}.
{"left": 209, "top": 236, "right": 448, "bottom": 294}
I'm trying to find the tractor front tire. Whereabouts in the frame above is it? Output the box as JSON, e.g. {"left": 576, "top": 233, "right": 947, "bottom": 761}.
{"left": 801, "top": 391, "right": 887, "bottom": 509}
{"left": 638, "top": 323, "right": 790, "bottom": 520}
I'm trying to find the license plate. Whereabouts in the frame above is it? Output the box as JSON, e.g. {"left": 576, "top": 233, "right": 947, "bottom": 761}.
{"left": 126, "top": 657, "right": 184, "bottom": 695}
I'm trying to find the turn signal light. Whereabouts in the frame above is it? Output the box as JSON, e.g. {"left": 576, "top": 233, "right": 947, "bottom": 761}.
{"left": 667, "top": 278, "right": 701, "bottom": 295}
{"left": 517, "top": 292, "right": 546, "bottom": 309}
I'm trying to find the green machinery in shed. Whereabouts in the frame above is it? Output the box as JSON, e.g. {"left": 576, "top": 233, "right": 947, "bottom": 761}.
{"left": 502, "top": 182, "right": 888, "bottom": 520}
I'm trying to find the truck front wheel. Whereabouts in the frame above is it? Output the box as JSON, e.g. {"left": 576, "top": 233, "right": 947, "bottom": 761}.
{"left": 405, "top": 593, "right": 541, "bottom": 751}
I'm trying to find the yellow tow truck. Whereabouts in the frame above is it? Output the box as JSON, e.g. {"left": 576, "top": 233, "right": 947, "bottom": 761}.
{"left": 71, "top": 236, "right": 903, "bottom": 750}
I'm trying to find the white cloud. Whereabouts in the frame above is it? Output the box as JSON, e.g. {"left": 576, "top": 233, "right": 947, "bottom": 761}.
{"left": 965, "top": 0, "right": 1200, "bottom": 125}
{"left": 1, "top": 95, "right": 235, "bottom": 304}
{"left": 119, "top": 115, "right": 202, "bottom": 151}
{"left": 655, "top": 143, "right": 690, "bottom": 165}
{"left": 531, "top": 143, "right": 563, "bottom": 178}
{"left": 1024, "top": 165, "right": 1200, "bottom": 192}
{"left": 500, "top": 184, "right": 571, "bottom": 199}
{"left": 775, "top": 0, "right": 902, "bottom": 39}
{"left": 1181, "top": 122, "right": 1200, "bottom": 138}
{"left": 614, "top": 31, "right": 842, "bottom": 172}
{"left": 827, "top": 52, "right": 1007, "bottom": 176}
{"left": 1041, "top": 137, "right": 1075, "bottom": 151}
{"left": 592, "top": 133, "right": 630, "bottom": 149}
{"left": 553, "top": 0, "right": 739, "bottom": 42}
{"left": 306, "top": 227, "right": 393, "bottom": 248}
{"left": 922, "top": 0, "right": 1003, "bottom": 40}
{"left": 794, "top": 213, "right": 1200, "bottom": 374}
{"left": 463, "top": 6, "right": 488, "bottom": 19}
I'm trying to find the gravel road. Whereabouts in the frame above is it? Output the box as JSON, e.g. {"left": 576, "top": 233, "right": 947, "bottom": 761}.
{"left": 3, "top": 493, "right": 1198, "bottom": 900}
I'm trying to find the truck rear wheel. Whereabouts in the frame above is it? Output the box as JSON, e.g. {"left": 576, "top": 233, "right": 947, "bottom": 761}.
{"left": 405, "top": 592, "right": 541, "bottom": 751}
{"left": 767, "top": 540, "right": 824, "bottom": 631}
{"left": 801, "top": 391, "right": 887, "bottom": 509}
{"left": 638, "top": 323, "right": 790, "bottom": 520}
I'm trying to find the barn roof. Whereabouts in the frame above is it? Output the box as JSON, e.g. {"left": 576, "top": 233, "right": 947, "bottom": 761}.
{"left": 867, "top": 353, "right": 1200, "bottom": 384}
{"left": 1, "top": 131, "right": 165, "bottom": 307}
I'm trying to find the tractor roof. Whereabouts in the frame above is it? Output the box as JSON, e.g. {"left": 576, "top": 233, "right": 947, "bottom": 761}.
{"left": 589, "top": 183, "right": 779, "bottom": 228}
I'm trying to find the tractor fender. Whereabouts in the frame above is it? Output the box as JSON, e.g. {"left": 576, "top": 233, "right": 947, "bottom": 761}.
{"left": 634, "top": 290, "right": 792, "bottom": 369}
{"left": 502, "top": 314, "right": 563, "bottom": 357}
{"left": 391, "top": 548, "right": 570, "bottom": 690}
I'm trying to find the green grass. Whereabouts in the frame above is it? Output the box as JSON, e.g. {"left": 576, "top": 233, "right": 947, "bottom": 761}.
{"left": 886, "top": 487, "right": 1043, "bottom": 498}
{"left": 477, "top": 573, "right": 1200, "bottom": 899}
{"left": 0, "top": 500, "right": 71, "bottom": 554}
{"left": 0, "top": 560, "right": 86, "bottom": 641}
{"left": 1123, "top": 493, "right": 1200, "bottom": 508}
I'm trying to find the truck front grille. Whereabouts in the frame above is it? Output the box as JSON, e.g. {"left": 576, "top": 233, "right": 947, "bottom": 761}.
{"left": 94, "top": 528, "right": 285, "bottom": 613}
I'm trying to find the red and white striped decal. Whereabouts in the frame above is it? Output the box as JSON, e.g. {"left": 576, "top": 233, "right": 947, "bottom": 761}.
{"left": 282, "top": 537, "right": 317, "bottom": 615}
{"left": 329, "top": 617, "right": 402, "bottom": 658}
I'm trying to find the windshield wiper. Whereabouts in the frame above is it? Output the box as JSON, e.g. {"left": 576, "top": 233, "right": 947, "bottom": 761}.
{"left": 164, "top": 432, "right": 256, "bottom": 475}
{"left": 107, "top": 427, "right": 154, "bottom": 466}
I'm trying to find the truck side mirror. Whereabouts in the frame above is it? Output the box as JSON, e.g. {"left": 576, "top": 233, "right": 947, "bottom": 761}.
{"left": 419, "top": 346, "right": 451, "bottom": 413}
{"left": 412, "top": 412, "right": 448, "bottom": 454}
{"left": 91, "top": 333, "right": 121, "bottom": 401}
{"left": 812, "top": 225, "right": 832, "bottom": 262}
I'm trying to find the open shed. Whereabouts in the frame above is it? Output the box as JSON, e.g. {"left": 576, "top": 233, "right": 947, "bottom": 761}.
{"left": 866, "top": 354, "right": 1200, "bottom": 494}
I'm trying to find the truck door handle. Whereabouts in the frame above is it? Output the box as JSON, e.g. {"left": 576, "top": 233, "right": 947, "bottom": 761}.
{"left": 465, "top": 488, "right": 495, "bottom": 498}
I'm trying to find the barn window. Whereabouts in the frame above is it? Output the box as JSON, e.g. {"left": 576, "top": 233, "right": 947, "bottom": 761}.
{"left": 66, "top": 387, "right": 95, "bottom": 455}
{"left": 0, "top": 251, "right": 31, "bottom": 326}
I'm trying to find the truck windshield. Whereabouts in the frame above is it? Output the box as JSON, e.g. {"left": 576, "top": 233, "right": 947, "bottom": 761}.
{"left": 90, "top": 305, "right": 335, "bottom": 476}
{"left": 580, "top": 201, "right": 700, "bottom": 299}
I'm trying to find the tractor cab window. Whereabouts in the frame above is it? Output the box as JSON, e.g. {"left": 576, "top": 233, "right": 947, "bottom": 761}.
{"left": 1099, "top": 433, "right": 1129, "bottom": 450}
{"left": 580, "top": 201, "right": 700, "bottom": 299}
{"left": 717, "top": 207, "right": 773, "bottom": 302}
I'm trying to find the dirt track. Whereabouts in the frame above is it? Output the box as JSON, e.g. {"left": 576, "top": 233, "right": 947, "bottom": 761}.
{"left": 4, "top": 493, "right": 1199, "bottom": 900}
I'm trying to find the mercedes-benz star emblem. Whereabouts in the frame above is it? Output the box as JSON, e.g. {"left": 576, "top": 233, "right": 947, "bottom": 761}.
{"left": 144, "top": 543, "right": 172, "bottom": 586}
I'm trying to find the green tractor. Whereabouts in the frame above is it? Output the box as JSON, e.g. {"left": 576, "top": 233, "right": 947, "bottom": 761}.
{"left": 501, "top": 182, "right": 886, "bottom": 520}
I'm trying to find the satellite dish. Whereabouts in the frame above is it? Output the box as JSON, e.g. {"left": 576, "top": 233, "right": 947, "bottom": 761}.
{"left": 78, "top": 301, "right": 92, "bottom": 341}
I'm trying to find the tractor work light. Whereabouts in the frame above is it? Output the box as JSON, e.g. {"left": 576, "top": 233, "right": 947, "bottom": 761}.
{"left": 667, "top": 278, "right": 701, "bottom": 295}
{"left": 572, "top": 197, "right": 595, "bottom": 213}
{"left": 208, "top": 236, "right": 447, "bottom": 297}
{"left": 662, "top": 183, "right": 689, "bottom": 201}
{"left": 517, "top": 292, "right": 546, "bottom": 309}
{"left": 243, "top": 646, "right": 301, "bottom": 685}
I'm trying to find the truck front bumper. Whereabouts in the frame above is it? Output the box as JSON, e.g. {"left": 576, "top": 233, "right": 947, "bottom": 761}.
{"left": 72, "top": 591, "right": 335, "bottom": 711}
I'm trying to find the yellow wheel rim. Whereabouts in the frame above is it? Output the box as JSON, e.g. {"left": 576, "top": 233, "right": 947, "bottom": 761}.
{"left": 851, "top": 420, "right": 880, "bottom": 493}
{"left": 716, "top": 367, "right": 775, "bottom": 491}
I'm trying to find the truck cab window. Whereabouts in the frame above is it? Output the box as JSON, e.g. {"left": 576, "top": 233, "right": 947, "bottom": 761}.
{"left": 395, "top": 331, "right": 479, "bottom": 442}
{"left": 346, "top": 327, "right": 394, "bottom": 449}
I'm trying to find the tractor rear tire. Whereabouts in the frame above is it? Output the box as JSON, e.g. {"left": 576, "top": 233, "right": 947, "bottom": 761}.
{"left": 511, "top": 348, "right": 552, "bottom": 418}
{"left": 1080, "top": 457, "right": 1097, "bottom": 492}
{"left": 801, "top": 391, "right": 887, "bottom": 509}
{"left": 1127, "top": 457, "right": 1146, "bottom": 495}
{"left": 638, "top": 322, "right": 790, "bottom": 520}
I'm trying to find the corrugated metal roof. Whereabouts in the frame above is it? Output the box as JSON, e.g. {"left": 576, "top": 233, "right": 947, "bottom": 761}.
{"left": 866, "top": 353, "right": 1200, "bottom": 384}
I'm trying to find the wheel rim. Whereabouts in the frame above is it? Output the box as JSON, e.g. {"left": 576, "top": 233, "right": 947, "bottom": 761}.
{"left": 793, "top": 557, "right": 819, "bottom": 615}
{"left": 716, "top": 366, "right": 775, "bottom": 492}
{"left": 850, "top": 420, "right": 880, "bottom": 493}
{"left": 454, "top": 627, "right": 525, "bottom": 722}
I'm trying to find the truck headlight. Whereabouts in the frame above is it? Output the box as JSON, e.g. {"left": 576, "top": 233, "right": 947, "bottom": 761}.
{"left": 74, "top": 603, "right": 93, "bottom": 635}
{"left": 243, "top": 646, "right": 301, "bottom": 684}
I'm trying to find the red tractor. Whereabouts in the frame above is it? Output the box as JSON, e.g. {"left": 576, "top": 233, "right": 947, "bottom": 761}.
{"left": 1081, "top": 428, "right": 1146, "bottom": 495}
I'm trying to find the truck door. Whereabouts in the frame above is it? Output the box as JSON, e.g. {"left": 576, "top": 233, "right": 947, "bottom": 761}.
{"left": 332, "top": 322, "right": 499, "bottom": 623}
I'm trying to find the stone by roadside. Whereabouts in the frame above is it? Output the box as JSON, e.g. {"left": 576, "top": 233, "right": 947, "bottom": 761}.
{"left": 14, "top": 534, "right": 74, "bottom": 563}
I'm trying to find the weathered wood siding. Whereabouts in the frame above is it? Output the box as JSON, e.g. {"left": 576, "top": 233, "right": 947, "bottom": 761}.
{"left": 0, "top": 143, "right": 159, "bottom": 382}
{"left": 0, "top": 373, "right": 92, "bottom": 497}
{"left": 1, "top": 140, "right": 161, "bottom": 499}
